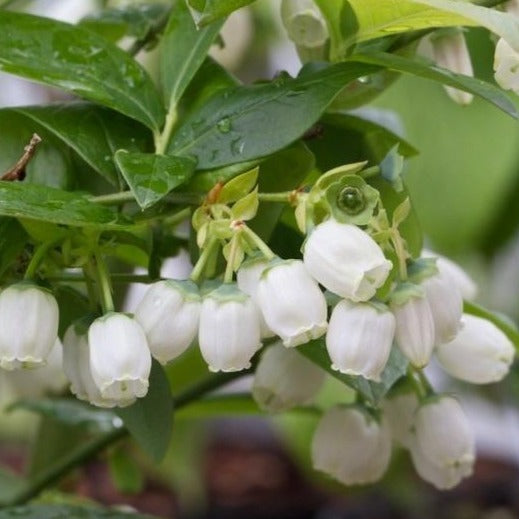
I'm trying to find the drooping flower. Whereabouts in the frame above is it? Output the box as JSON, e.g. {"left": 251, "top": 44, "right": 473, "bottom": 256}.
{"left": 0, "top": 283, "right": 59, "bottom": 371}
{"left": 390, "top": 284, "right": 436, "bottom": 368}
{"left": 199, "top": 284, "right": 261, "bottom": 372}
{"left": 312, "top": 406, "right": 392, "bottom": 485}
{"left": 494, "top": 37, "right": 519, "bottom": 95}
{"left": 436, "top": 314, "right": 515, "bottom": 384}
{"left": 134, "top": 279, "right": 201, "bottom": 365}
{"left": 326, "top": 300, "right": 395, "bottom": 381}
{"left": 257, "top": 259, "right": 327, "bottom": 347}
{"left": 280, "top": 0, "right": 328, "bottom": 48}
{"left": 88, "top": 313, "right": 152, "bottom": 406}
{"left": 303, "top": 219, "right": 392, "bottom": 302}
{"left": 252, "top": 342, "right": 325, "bottom": 412}
{"left": 431, "top": 30, "right": 474, "bottom": 105}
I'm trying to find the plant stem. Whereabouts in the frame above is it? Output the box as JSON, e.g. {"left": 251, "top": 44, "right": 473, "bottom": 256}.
{"left": 82, "top": 265, "right": 98, "bottom": 311}
{"left": 94, "top": 252, "right": 114, "bottom": 314}
{"left": 23, "top": 240, "right": 61, "bottom": 281}
{"left": 223, "top": 233, "right": 240, "bottom": 283}
{"left": 2, "top": 371, "right": 248, "bottom": 508}
{"left": 47, "top": 273, "right": 154, "bottom": 284}
{"left": 242, "top": 226, "right": 275, "bottom": 261}
{"left": 190, "top": 238, "right": 220, "bottom": 283}
{"left": 155, "top": 108, "right": 178, "bottom": 155}
{"left": 257, "top": 191, "right": 293, "bottom": 203}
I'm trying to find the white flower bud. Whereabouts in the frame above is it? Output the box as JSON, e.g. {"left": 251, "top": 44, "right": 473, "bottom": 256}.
{"left": 134, "top": 279, "right": 201, "bottom": 365}
{"left": 422, "top": 249, "right": 477, "bottom": 300}
{"left": 422, "top": 271, "right": 463, "bottom": 344}
{"left": 237, "top": 258, "right": 275, "bottom": 339}
{"left": 252, "top": 342, "right": 325, "bottom": 412}
{"left": 436, "top": 314, "right": 515, "bottom": 384}
{"left": 312, "top": 406, "right": 391, "bottom": 485}
{"left": 256, "top": 260, "right": 327, "bottom": 347}
{"left": 431, "top": 31, "right": 474, "bottom": 105}
{"left": 62, "top": 324, "right": 121, "bottom": 408}
{"left": 199, "top": 284, "right": 261, "bottom": 372}
{"left": 382, "top": 390, "right": 419, "bottom": 448}
{"left": 88, "top": 313, "right": 152, "bottom": 406}
{"left": 0, "top": 283, "right": 59, "bottom": 370}
{"left": 391, "top": 285, "right": 435, "bottom": 368}
{"left": 494, "top": 38, "right": 519, "bottom": 95}
{"left": 281, "top": 0, "right": 328, "bottom": 48}
{"left": 303, "top": 219, "right": 392, "bottom": 302}
{"left": 326, "top": 300, "right": 395, "bottom": 381}
{"left": 412, "top": 396, "right": 475, "bottom": 489}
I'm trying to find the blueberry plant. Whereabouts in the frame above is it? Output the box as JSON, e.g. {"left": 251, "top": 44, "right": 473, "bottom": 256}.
{"left": 1, "top": 0, "right": 519, "bottom": 517}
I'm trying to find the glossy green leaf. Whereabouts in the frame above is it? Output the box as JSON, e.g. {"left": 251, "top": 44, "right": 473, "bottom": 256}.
{"left": 187, "top": 0, "right": 256, "bottom": 26}
{"left": 0, "top": 218, "right": 27, "bottom": 280}
{"left": 0, "top": 181, "right": 127, "bottom": 228}
{"left": 116, "top": 360, "right": 173, "bottom": 463}
{"left": 314, "top": 0, "right": 471, "bottom": 60}
{"left": 0, "top": 12, "right": 164, "bottom": 130}
{"left": 115, "top": 151, "right": 196, "bottom": 209}
{"left": 7, "top": 398, "right": 119, "bottom": 434}
{"left": 80, "top": 3, "right": 170, "bottom": 42}
{"left": 168, "top": 61, "right": 379, "bottom": 168}
{"left": 351, "top": 52, "right": 518, "bottom": 119}
{"left": 298, "top": 339, "right": 408, "bottom": 404}
{"left": 0, "top": 505, "right": 157, "bottom": 519}
{"left": 413, "top": 0, "right": 519, "bottom": 52}
{"left": 464, "top": 301, "right": 519, "bottom": 352}
{"left": 160, "top": 1, "right": 223, "bottom": 118}
{"left": 13, "top": 103, "right": 152, "bottom": 188}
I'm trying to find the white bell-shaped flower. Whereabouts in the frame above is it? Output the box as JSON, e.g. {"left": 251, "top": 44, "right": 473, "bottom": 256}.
{"left": 237, "top": 258, "right": 275, "bottom": 339}
{"left": 134, "top": 279, "right": 201, "bottom": 365}
{"left": 199, "top": 284, "right": 261, "bottom": 372}
{"left": 256, "top": 259, "right": 327, "bottom": 347}
{"left": 88, "top": 313, "right": 152, "bottom": 405}
{"left": 62, "top": 324, "right": 122, "bottom": 408}
{"left": 382, "top": 390, "right": 419, "bottom": 448}
{"left": 412, "top": 396, "right": 475, "bottom": 489}
{"left": 281, "top": 0, "right": 328, "bottom": 48}
{"left": 252, "top": 342, "right": 325, "bottom": 412}
{"left": 431, "top": 31, "right": 474, "bottom": 105}
{"left": 422, "top": 249, "right": 477, "bottom": 300}
{"left": 391, "top": 285, "right": 436, "bottom": 368}
{"left": 0, "top": 283, "right": 59, "bottom": 370}
{"left": 494, "top": 37, "right": 519, "bottom": 94}
{"left": 326, "top": 300, "right": 395, "bottom": 381}
{"left": 312, "top": 406, "right": 392, "bottom": 485}
{"left": 421, "top": 271, "right": 463, "bottom": 344}
{"left": 436, "top": 314, "right": 515, "bottom": 384}
{"left": 303, "top": 219, "right": 392, "bottom": 302}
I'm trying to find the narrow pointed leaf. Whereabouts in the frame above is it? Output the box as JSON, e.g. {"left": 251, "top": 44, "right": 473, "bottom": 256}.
{"left": 115, "top": 151, "right": 196, "bottom": 209}
{"left": 187, "top": 0, "right": 256, "bottom": 26}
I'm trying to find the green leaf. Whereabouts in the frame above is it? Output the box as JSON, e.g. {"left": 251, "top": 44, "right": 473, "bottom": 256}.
{"left": 315, "top": 0, "right": 472, "bottom": 60}
{"left": 0, "top": 218, "right": 27, "bottom": 279}
{"left": 0, "top": 12, "right": 164, "bottom": 131}
{"left": 0, "top": 504, "right": 157, "bottom": 519}
{"left": 168, "top": 61, "right": 380, "bottom": 168}
{"left": 298, "top": 339, "right": 408, "bottom": 404}
{"left": 323, "top": 110, "right": 418, "bottom": 159}
{"left": 351, "top": 52, "right": 519, "bottom": 119}
{"left": 413, "top": 0, "right": 519, "bottom": 52}
{"left": 115, "top": 151, "right": 196, "bottom": 209}
{"left": 0, "top": 467, "right": 24, "bottom": 506}
{"left": 231, "top": 187, "right": 259, "bottom": 220}
{"left": 464, "top": 301, "right": 519, "bottom": 352}
{"left": 108, "top": 446, "right": 144, "bottom": 495}
{"left": 0, "top": 181, "right": 128, "bottom": 228}
{"left": 160, "top": 1, "right": 223, "bottom": 118}
{"left": 187, "top": 0, "right": 256, "bottom": 26}
{"left": 13, "top": 104, "right": 152, "bottom": 188}
{"left": 80, "top": 3, "right": 170, "bottom": 42}
{"left": 116, "top": 360, "right": 173, "bottom": 463}
{"left": 7, "top": 398, "right": 119, "bottom": 434}
{"left": 219, "top": 166, "right": 259, "bottom": 203}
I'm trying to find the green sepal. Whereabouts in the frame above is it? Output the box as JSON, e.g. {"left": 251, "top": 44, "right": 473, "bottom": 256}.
{"left": 204, "top": 282, "right": 249, "bottom": 303}
{"left": 407, "top": 257, "right": 439, "bottom": 285}
{"left": 389, "top": 281, "right": 426, "bottom": 306}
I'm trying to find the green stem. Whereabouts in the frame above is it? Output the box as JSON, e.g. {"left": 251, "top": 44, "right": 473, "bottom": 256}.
{"left": 24, "top": 240, "right": 62, "bottom": 281}
{"left": 48, "top": 273, "right": 154, "bottom": 284}
{"left": 257, "top": 191, "right": 294, "bottom": 203}
{"left": 82, "top": 265, "right": 98, "bottom": 311}
{"left": 242, "top": 226, "right": 276, "bottom": 261}
{"left": 94, "top": 252, "right": 114, "bottom": 314}
{"left": 162, "top": 207, "right": 191, "bottom": 228}
{"left": 224, "top": 233, "right": 240, "bottom": 284}
{"left": 155, "top": 108, "right": 178, "bottom": 155}
{"left": 190, "top": 238, "right": 220, "bottom": 283}
{"left": 2, "top": 371, "right": 248, "bottom": 508}
{"left": 408, "top": 366, "right": 434, "bottom": 399}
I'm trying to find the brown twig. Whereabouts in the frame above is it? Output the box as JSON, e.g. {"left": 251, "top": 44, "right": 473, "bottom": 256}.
{"left": 1, "top": 133, "right": 42, "bottom": 181}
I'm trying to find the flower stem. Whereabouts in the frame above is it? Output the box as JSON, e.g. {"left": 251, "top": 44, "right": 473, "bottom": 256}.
{"left": 190, "top": 238, "right": 219, "bottom": 283}
{"left": 47, "top": 273, "right": 154, "bottom": 284}
{"left": 257, "top": 191, "right": 294, "bottom": 203}
{"left": 23, "top": 239, "right": 62, "bottom": 281}
{"left": 94, "top": 252, "right": 114, "bottom": 314}
{"left": 242, "top": 226, "right": 275, "bottom": 261}
{"left": 224, "top": 233, "right": 240, "bottom": 284}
